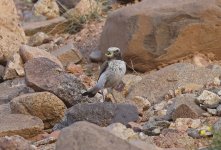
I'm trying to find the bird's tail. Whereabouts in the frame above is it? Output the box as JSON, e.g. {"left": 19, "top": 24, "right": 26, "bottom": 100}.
{"left": 82, "top": 86, "right": 100, "bottom": 97}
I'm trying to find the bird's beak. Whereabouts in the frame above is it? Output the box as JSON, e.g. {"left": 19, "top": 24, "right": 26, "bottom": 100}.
{"left": 105, "top": 51, "right": 113, "bottom": 58}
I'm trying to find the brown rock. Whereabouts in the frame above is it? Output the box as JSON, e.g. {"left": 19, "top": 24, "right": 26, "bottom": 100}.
{"left": 19, "top": 45, "right": 63, "bottom": 69}
{"left": 128, "top": 63, "right": 221, "bottom": 104}
{"left": 23, "top": 17, "right": 68, "bottom": 36}
{"left": 51, "top": 42, "right": 82, "bottom": 67}
{"left": 0, "top": 0, "right": 26, "bottom": 62}
{"left": 0, "top": 114, "right": 44, "bottom": 138}
{"left": 130, "top": 96, "right": 151, "bottom": 113}
{"left": 33, "top": 0, "right": 60, "bottom": 19}
{"left": 55, "top": 121, "right": 144, "bottom": 150}
{"left": 99, "top": 0, "right": 221, "bottom": 72}
{"left": 3, "top": 53, "right": 24, "bottom": 80}
{"left": 28, "top": 32, "right": 50, "bottom": 46}
{"left": 0, "top": 135, "right": 36, "bottom": 150}
{"left": 25, "top": 57, "right": 94, "bottom": 107}
{"left": 10, "top": 92, "right": 67, "bottom": 129}
{"left": 165, "top": 94, "right": 205, "bottom": 121}
{"left": 0, "top": 78, "right": 34, "bottom": 105}
{"left": 66, "top": 63, "right": 83, "bottom": 76}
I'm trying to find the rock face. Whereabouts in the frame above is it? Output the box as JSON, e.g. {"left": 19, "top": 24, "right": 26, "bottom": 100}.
{"left": 54, "top": 103, "right": 139, "bottom": 129}
{"left": 0, "top": 114, "right": 44, "bottom": 138}
{"left": 25, "top": 57, "right": 94, "bottom": 107}
{"left": 127, "top": 63, "right": 221, "bottom": 104}
{"left": 0, "top": 104, "right": 11, "bottom": 115}
{"left": 196, "top": 90, "right": 221, "bottom": 108}
{"left": 0, "top": 0, "right": 26, "bottom": 62}
{"left": 55, "top": 121, "right": 142, "bottom": 150}
{"left": 99, "top": 0, "right": 221, "bottom": 72}
{"left": 20, "top": 45, "right": 64, "bottom": 69}
{"left": 10, "top": 92, "right": 67, "bottom": 129}
{"left": 0, "top": 78, "right": 34, "bottom": 105}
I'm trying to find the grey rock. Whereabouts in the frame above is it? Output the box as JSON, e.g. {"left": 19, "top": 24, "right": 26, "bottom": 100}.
{"left": 25, "top": 57, "right": 96, "bottom": 107}
{"left": 213, "top": 118, "right": 221, "bottom": 132}
{"left": 0, "top": 135, "right": 36, "bottom": 150}
{"left": 164, "top": 94, "right": 205, "bottom": 121}
{"left": 0, "top": 65, "right": 4, "bottom": 82}
{"left": 142, "top": 117, "right": 170, "bottom": 136}
{"left": 28, "top": 32, "right": 50, "bottom": 46}
{"left": 0, "top": 78, "right": 34, "bottom": 104}
{"left": 0, "top": 114, "right": 44, "bottom": 138}
{"left": 128, "top": 63, "right": 221, "bottom": 104}
{"left": 55, "top": 121, "right": 144, "bottom": 150}
{"left": 54, "top": 102, "right": 139, "bottom": 129}
{"left": 89, "top": 50, "right": 103, "bottom": 62}
{"left": 187, "top": 128, "right": 201, "bottom": 139}
{"left": 207, "top": 108, "right": 217, "bottom": 115}
{"left": 217, "top": 105, "right": 221, "bottom": 116}
{"left": 0, "top": 103, "right": 11, "bottom": 115}
{"left": 57, "top": 0, "right": 81, "bottom": 9}
{"left": 196, "top": 90, "right": 221, "bottom": 108}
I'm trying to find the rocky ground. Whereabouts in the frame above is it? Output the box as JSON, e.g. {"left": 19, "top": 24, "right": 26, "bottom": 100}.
{"left": 0, "top": 0, "right": 221, "bottom": 149}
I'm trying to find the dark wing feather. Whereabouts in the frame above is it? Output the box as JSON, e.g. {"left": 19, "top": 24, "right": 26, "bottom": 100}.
{"left": 98, "top": 61, "right": 109, "bottom": 80}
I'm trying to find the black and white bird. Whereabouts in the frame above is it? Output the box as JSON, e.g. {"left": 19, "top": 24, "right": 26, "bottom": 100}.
{"left": 82, "top": 47, "right": 126, "bottom": 100}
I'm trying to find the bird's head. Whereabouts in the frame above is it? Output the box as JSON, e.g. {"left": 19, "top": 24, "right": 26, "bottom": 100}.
{"left": 105, "top": 47, "right": 122, "bottom": 60}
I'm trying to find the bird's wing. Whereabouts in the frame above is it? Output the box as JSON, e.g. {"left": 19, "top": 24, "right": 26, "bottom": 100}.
{"left": 98, "top": 61, "right": 109, "bottom": 80}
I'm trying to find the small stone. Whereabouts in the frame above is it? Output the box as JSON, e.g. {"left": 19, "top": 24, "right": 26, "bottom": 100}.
{"left": 89, "top": 50, "right": 102, "bottom": 62}
{"left": 196, "top": 90, "right": 221, "bottom": 108}
{"left": 217, "top": 105, "right": 221, "bottom": 116}
{"left": 142, "top": 118, "right": 170, "bottom": 136}
{"left": 51, "top": 42, "right": 82, "bottom": 67}
{"left": 169, "top": 118, "right": 201, "bottom": 132}
{"left": 3, "top": 53, "right": 24, "bottom": 80}
{"left": 28, "top": 32, "right": 50, "bottom": 46}
{"left": 130, "top": 96, "right": 151, "bottom": 113}
{"left": 33, "top": 0, "right": 60, "bottom": 19}
{"left": 0, "top": 135, "right": 36, "bottom": 150}
{"left": 207, "top": 108, "right": 217, "bottom": 115}
{"left": 10, "top": 92, "right": 67, "bottom": 129}
{"left": 187, "top": 128, "right": 201, "bottom": 139}
{"left": 213, "top": 77, "right": 221, "bottom": 86}
{"left": 0, "top": 114, "right": 44, "bottom": 138}
{"left": 153, "top": 101, "right": 167, "bottom": 111}
{"left": 66, "top": 63, "right": 83, "bottom": 76}
{"left": 126, "top": 122, "right": 142, "bottom": 132}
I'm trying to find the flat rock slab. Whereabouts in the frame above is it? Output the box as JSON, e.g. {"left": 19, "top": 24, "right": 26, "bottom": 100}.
{"left": 0, "top": 135, "right": 36, "bottom": 150}
{"left": 0, "top": 78, "right": 34, "bottom": 105}
{"left": 128, "top": 63, "right": 221, "bottom": 104}
{"left": 25, "top": 57, "right": 96, "bottom": 107}
{"left": 0, "top": 114, "right": 44, "bottom": 138}
{"left": 0, "top": 103, "right": 11, "bottom": 115}
{"left": 54, "top": 102, "right": 139, "bottom": 129}
{"left": 55, "top": 121, "right": 143, "bottom": 150}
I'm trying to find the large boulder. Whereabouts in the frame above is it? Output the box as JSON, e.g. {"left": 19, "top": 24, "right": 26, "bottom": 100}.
{"left": 127, "top": 63, "right": 221, "bottom": 104}
{"left": 99, "top": 0, "right": 221, "bottom": 72}
{"left": 24, "top": 57, "right": 96, "bottom": 107}
{"left": 55, "top": 121, "right": 143, "bottom": 150}
{"left": 10, "top": 92, "right": 67, "bottom": 129}
{"left": 53, "top": 102, "right": 139, "bottom": 129}
{"left": 0, "top": 0, "right": 26, "bottom": 62}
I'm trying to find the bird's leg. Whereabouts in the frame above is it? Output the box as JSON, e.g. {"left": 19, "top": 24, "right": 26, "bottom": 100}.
{"left": 101, "top": 89, "right": 105, "bottom": 102}
{"left": 108, "top": 88, "right": 117, "bottom": 103}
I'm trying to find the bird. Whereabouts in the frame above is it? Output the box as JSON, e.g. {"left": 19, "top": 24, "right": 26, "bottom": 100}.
{"left": 82, "top": 47, "right": 126, "bottom": 101}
